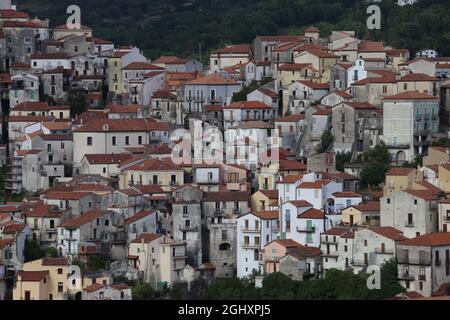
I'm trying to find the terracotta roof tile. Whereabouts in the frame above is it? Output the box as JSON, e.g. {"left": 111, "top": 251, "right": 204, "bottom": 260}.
{"left": 130, "top": 233, "right": 163, "bottom": 244}
{"left": 399, "top": 233, "right": 450, "bottom": 247}
{"left": 186, "top": 73, "right": 239, "bottom": 85}
{"left": 287, "top": 200, "right": 313, "bottom": 207}
{"left": 123, "top": 210, "right": 154, "bottom": 226}
{"left": 383, "top": 91, "right": 439, "bottom": 101}
{"left": 253, "top": 211, "right": 279, "bottom": 220}
{"left": 60, "top": 210, "right": 109, "bottom": 228}
{"left": 204, "top": 191, "right": 249, "bottom": 202}
{"left": 17, "top": 270, "right": 48, "bottom": 282}
{"left": 367, "top": 226, "right": 408, "bottom": 241}
{"left": 297, "top": 208, "right": 325, "bottom": 219}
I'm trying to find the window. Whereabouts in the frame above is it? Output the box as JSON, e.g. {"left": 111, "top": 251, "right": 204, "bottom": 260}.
{"left": 58, "top": 268, "right": 63, "bottom": 275}
{"left": 87, "top": 137, "right": 93, "bottom": 146}
{"left": 138, "top": 136, "right": 142, "bottom": 145}
{"left": 47, "top": 144, "right": 52, "bottom": 152}
{"left": 125, "top": 136, "right": 130, "bottom": 145}
{"left": 112, "top": 136, "right": 117, "bottom": 146}
{"left": 58, "top": 282, "right": 63, "bottom": 293}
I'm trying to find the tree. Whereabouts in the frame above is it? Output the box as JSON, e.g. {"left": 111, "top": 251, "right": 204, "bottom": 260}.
{"left": 336, "top": 152, "right": 352, "bottom": 172}
{"left": 24, "top": 239, "right": 43, "bottom": 262}
{"left": 261, "top": 272, "right": 298, "bottom": 300}
{"left": 68, "top": 89, "right": 87, "bottom": 116}
{"left": 317, "top": 129, "right": 333, "bottom": 153}
{"left": 361, "top": 162, "right": 389, "bottom": 187}
{"left": 132, "top": 282, "right": 155, "bottom": 300}
{"left": 44, "top": 246, "right": 58, "bottom": 258}
{"left": 202, "top": 277, "right": 259, "bottom": 300}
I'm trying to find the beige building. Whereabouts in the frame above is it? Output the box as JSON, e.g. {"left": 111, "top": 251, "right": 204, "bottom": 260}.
{"left": 251, "top": 189, "right": 279, "bottom": 212}
{"left": 423, "top": 147, "right": 450, "bottom": 166}
{"left": 13, "top": 270, "right": 49, "bottom": 300}
{"left": 341, "top": 202, "right": 380, "bottom": 226}
{"left": 128, "top": 233, "right": 187, "bottom": 289}
{"left": 384, "top": 167, "right": 422, "bottom": 196}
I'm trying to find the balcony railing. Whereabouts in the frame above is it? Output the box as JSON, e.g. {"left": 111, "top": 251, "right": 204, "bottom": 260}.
{"left": 240, "top": 227, "right": 260, "bottom": 233}
{"left": 241, "top": 242, "right": 260, "bottom": 249}
{"left": 397, "top": 257, "right": 431, "bottom": 265}
{"left": 297, "top": 226, "right": 315, "bottom": 233}
{"left": 179, "top": 225, "right": 199, "bottom": 232}
{"left": 374, "top": 248, "right": 394, "bottom": 255}
{"left": 398, "top": 273, "right": 414, "bottom": 281}
{"left": 404, "top": 222, "right": 415, "bottom": 228}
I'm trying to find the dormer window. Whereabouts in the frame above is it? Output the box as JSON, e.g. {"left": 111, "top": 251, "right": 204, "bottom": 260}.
{"left": 102, "top": 124, "right": 109, "bottom": 131}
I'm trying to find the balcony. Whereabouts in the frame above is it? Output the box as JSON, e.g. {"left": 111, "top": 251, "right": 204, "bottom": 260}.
{"left": 241, "top": 242, "right": 260, "bottom": 249}
{"left": 397, "top": 257, "right": 431, "bottom": 265}
{"left": 172, "top": 254, "right": 187, "bottom": 260}
{"left": 226, "top": 182, "right": 241, "bottom": 191}
{"left": 321, "top": 239, "right": 338, "bottom": 244}
{"left": 385, "top": 144, "right": 410, "bottom": 150}
{"left": 419, "top": 274, "right": 426, "bottom": 281}
{"left": 404, "top": 222, "right": 415, "bottom": 228}
{"left": 297, "top": 226, "right": 315, "bottom": 233}
{"left": 374, "top": 248, "right": 394, "bottom": 255}
{"left": 398, "top": 273, "right": 414, "bottom": 281}
{"left": 233, "top": 208, "right": 242, "bottom": 215}
{"left": 322, "top": 253, "right": 339, "bottom": 258}
{"left": 351, "top": 260, "right": 368, "bottom": 267}
{"left": 214, "top": 209, "right": 224, "bottom": 216}
{"left": 240, "top": 227, "right": 260, "bottom": 233}
{"left": 179, "top": 225, "right": 199, "bottom": 232}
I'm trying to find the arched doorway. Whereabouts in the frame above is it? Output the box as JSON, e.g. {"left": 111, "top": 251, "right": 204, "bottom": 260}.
{"left": 396, "top": 151, "right": 406, "bottom": 164}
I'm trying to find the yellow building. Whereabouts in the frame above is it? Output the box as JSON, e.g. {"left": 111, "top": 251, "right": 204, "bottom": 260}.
{"left": 108, "top": 53, "right": 126, "bottom": 94}
{"left": 423, "top": 147, "right": 450, "bottom": 166}
{"left": 251, "top": 189, "right": 279, "bottom": 212}
{"left": 277, "top": 63, "right": 318, "bottom": 88}
{"left": 19, "top": 257, "right": 71, "bottom": 300}
{"left": 294, "top": 50, "right": 339, "bottom": 77}
{"left": 119, "top": 158, "right": 185, "bottom": 191}
{"left": 384, "top": 167, "right": 421, "bottom": 196}
{"left": 438, "top": 163, "right": 450, "bottom": 193}
{"left": 341, "top": 202, "right": 380, "bottom": 226}
{"left": 13, "top": 270, "right": 50, "bottom": 300}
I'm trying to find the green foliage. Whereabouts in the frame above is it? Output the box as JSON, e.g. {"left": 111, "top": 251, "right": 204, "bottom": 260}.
{"left": 44, "top": 246, "right": 58, "bottom": 258}
{"left": 432, "top": 137, "right": 450, "bottom": 148}
{"left": 132, "top": 282, "right": 156, "bottom": 300}
{"left": 24, "top": 239, "right": 43, "bottom": 262}
{"left": 261, "top": 272, "right": 298, "bottom": 299}
{"left": 67, "top": 89, "right": 87, "bottom": 116}
{"left": 317, "top": 129, "right": 333, "bottom": 153}
{"left": 231, "top": 80, "right": 271, "bottom": 102}
{"left": 336, "top": 152, "right": 352, "bottom": 172}
{"left": 86, "top": 254, "right": 106, "bottom": 271}
{"left": 401, "top": 155, "right": 423, "bottom": 168}
{"left": 360, "top": 162, "right": 389, "bottom": 187}
{"left": 202, "top": 277, "right": 259, "bottom": 300}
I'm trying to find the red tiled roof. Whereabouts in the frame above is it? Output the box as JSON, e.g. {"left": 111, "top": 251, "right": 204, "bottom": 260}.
{"left": 30, "top": 53, "right": 69, "bottom": 60}
{"left": 368, "top": 226, "right": 408, "bottom": 241}
{"left": 351, "top": 202, "right": 380, "bottom": 212}
{"left": 253, "top": 211, "right": 279, "bottom": 220}
{"left": 258, "top": 189, "right": 278, "bottom": 199}
{"left": 297, "top": 80, "right": 329, "bottom": 90}
{"left": 17, "top": 270, "right": 49, "bottom": 282}
{"left": 2, "top": 21, "right": 42, "bottom": 28}
{"left": 73, "top": 118, "right": 169, "bottom": 132}
{"left": 279, "top": 160, "right": 307, "bottom": 171}
{"left": 305, "top": 26, "right": 320, "bottom": 33}
{"left": 12, "top": 102, "right": 49, "bottom": 112}
{"left": 358, "top": 41, "right": 385, "bottom": 53}
{"left": 342, "top": 102, "right": 376, "bottom": 109}
{"left": 0, "top": 238, "right": 14, "bottom": 249}
{"left": 0, "top": 10, "right": 29, "bottom": 19}
{"left": 304, "top": 49, "right": 338, "bottom": 58}
{"left": 285, "top": 246, "right": 321, "bottom": 259}
{"left": 186, "top": 73, "right": 239, "bottom": 85}
{"left": 130, "top": 233, "right": 163, "bottom": 244}
{"left": 107, "top": 104, "right": 142, "bottom": 114}
{"left": 1, "top": 223, "right": 25, "bottom": 234}
{"left": 84, "top": 153, "right": 133, "bottom": 165}
{"left": 124, "top": 158, "right": 183, "bottom": 171}
{"left": 84, "top": 283, "right": 104, "bottom": 292}
{"left": 60, "top": 210, "right": 109, "bottom": 228}
{"left": 279, "top": 63, "right": 313, "bottom": 71}
{"left": 212, "top": 44, "right": 251, "bottom": 54}
{"left": 123, "top": 210, "right": 154, "bottom": 225}
{"left": 297, "top": 180, "right": 332, "bottom": 189}
{"left": 332, "top": 192, "right": 362, "bottom": 198}
{"left": 225, "top": 101, "right": 271, "bottom": 110}
{"left": 153, "top": 56, "right": 188, "bottom": 64}
{"left": 118, "top": 188, "right": 142, "bottom": 196}
{"left": 386, "top": 167, "right": 415, "bottom": 176}
{"left": 270, "top": 239, "right": 302, "bottom": 248}
{"left": 9, "top": 115, "right": 50, "bottom": 123}
{"left": 25, "top": 204, "right": 63, "bottom": 218}
{"left": 152, "top": 89, "right": 176, "bottom": 99}
{"left": 196, "top": 262, "right": 216, "bottom": 271}
{"left": 275, "top": 114, "right": 305, "bottom": 122}
{"left": 42, "top": 257, "right": 69, "bottom": 266}
{"left": 135, "top": 185, "right": 166, "bottom": 194}
{"left": 122, "top": 62, "right": 163, "bottom": 71}
{"left": 204, "top": 191, "right": 249, "bottom": 202}
{"left": 44, "top": 191, "right": 91, "bottom": 200}
{"left": 404, "top": 189, "right": 439, "bottom": 201}
{"left": 297, "top": 208, "right": 325, "bottom": 219}
{"left": 256, "top": 87, "right": 278, "bottom": 98}
{"left": 287, "top": 200, "right": 313, "bottom": 207}
{"left": 399, "top": 233, "right": 450, "bottom": 247}
{"left": 399, "top": 73, "right": 438, "bottom": 82}
{"left": 278, "top": 174, "right": 303, "bottom": 184}
{"left": 322, "top": 227, "right": 349, "bottom": 236}
{"left": 383, "top": 91, "right": 439, "bottom": 101}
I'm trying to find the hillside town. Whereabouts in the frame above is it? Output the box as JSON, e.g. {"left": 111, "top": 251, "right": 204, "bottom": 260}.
{"left": 1, "top": 2, "right": 450, "bottom": 301}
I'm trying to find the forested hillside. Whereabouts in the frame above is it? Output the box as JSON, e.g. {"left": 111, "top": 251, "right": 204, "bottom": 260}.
{"left": 16, "top": 0, "right": 450, "bottom": 60}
